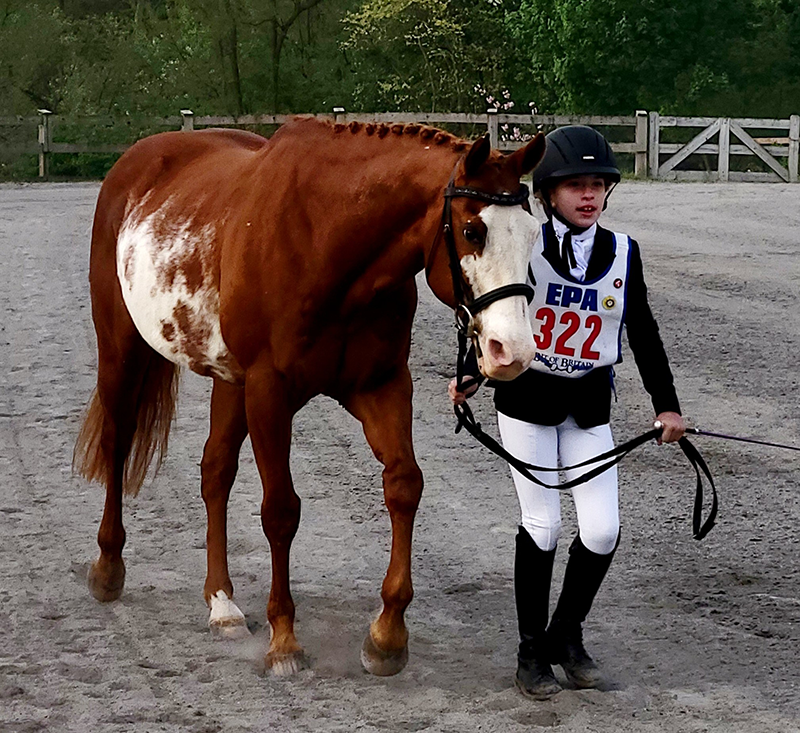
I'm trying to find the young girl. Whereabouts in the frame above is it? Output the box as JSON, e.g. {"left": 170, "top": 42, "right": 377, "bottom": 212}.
{"left": 449, "top": 125, "right": 685, "bottom": 699}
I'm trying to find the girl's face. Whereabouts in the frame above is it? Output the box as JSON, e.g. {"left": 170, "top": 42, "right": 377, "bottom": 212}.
{"left": 549, "top": 175, "right": 609, "bottom": 228}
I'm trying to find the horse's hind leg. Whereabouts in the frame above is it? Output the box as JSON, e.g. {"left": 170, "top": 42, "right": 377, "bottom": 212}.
{"left": 245, "top": 366, "right": 307, "bottom": 675}
{"left": 344, "top": 365, "right": 423, "bottom": 676}
{"left": 76, "top": 227, "right": 178, "bottom": 602}
{"left": 79, "top": 330, "right": 173, "bottom": 602}
{"left": 201, "top": 378, "right": 250, "bottom": 639}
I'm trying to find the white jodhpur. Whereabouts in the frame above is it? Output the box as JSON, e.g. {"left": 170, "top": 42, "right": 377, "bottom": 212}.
{"left": 497, "top": 412, "right": 620, "bottom": 556}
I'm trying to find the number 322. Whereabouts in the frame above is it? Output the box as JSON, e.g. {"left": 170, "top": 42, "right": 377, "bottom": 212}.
{"left": 533, "top": 307, "right": 602, "bottom": 360}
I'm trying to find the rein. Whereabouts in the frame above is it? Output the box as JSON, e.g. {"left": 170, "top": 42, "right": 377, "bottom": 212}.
{"left": 453, "top": 399, "right": 719, "bottom": 541}
{"left": 685, "top": 427, "right": 800, "bottom": 452}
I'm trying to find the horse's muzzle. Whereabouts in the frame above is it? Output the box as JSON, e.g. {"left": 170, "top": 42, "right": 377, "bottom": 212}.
{"left": 477, "top": 353, "right": 529, "bottom": 381}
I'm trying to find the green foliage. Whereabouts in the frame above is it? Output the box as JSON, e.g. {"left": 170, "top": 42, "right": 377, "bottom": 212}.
{"left": 3, "top": 0, "right": 797, "bottom": 120}
{"left": 1, "top": 0, "right": 799, "bottom": 179}
{"left": 0, "top": 154, "right": 39, "bottom": 181}
{"left": 0, "top": 1, "right": 72, "bottom": 113}
{"left": 506, "top": 0, "right": 759, "bottom": 115}
{"left": 50, "top": 151, "right": 121, "bottom": 178}
{"left": 343, "top": 0, "right": 523, "bottom": 111}
{"left": 714, "top": 0, "right": 800, "bottom": 117}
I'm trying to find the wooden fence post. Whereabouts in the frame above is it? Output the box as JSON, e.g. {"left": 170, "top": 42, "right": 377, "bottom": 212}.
{"left": 635, "top": 110, "right": 647, "bottom": 178}
{"left": 181, "top": 109, "right": 194, "bottom": 131}
{"left": 486, "top": 108, "right": 498, "bottom": 148}
{"left": 789, "top": 114, "right": 799, "bottom": 183}
{"left": 38, "top": 109, "right": 52, "bottom": 179}
{"left": 718, "top": 118, "right": 731, "bottom": 182}
{"left": 648, "top": 112, "right": 660, "bottom": 179}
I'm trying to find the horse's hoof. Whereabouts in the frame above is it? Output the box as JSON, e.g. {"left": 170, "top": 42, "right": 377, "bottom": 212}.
{"left": 360, "top": 632, "right": 409, "bottom": 676}
{"left": 87, "top": 558, "right": 125, "bottom": 602}
{"left": 208, "top": 591, "right": 250, "bottom": 640}
{"left": 267, "top": 650, "right": 309, "bottom": 677}
{"left": 210, "top": 618, "right": 251, "bottom": 640}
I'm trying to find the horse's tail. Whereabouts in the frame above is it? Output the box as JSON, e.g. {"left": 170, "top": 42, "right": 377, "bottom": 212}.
{"left": 73, "top": 355, "right": 180, "bottom": 497}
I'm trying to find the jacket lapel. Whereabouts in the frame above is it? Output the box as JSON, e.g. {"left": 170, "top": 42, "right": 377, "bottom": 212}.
{"left": 585, "top": 226, "right": 615, "bottom": 280}
{"left": 542, "top": 222, "right": 616, "bottom": 281}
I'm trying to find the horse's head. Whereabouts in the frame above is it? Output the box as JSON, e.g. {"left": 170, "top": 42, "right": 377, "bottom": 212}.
{"left": 427, "top": 133, "right": 546, "bottom": 381}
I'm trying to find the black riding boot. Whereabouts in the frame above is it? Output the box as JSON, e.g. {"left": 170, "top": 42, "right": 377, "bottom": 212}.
{"left": 514, "top": 526, "right": 561, "bottom": 699}
{"left": 547, "top": 533, "right": 619, "bottom": 689}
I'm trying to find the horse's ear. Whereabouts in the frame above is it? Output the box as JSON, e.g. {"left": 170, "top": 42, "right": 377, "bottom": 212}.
{"left": 507, "top": 132, "right": 546, "bottom": 178}
{"left": 463, "top": 134, "right": 492, "bottom": 176}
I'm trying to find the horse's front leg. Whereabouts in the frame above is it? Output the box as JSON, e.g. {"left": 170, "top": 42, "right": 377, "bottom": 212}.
{"left": 245, "top": 365, "right": 307, "bottom": 675}
{"left": 344, "top": 365, "right": 423, "bottom": 676}
{"left": 201, "top": 378, "right": 250, "bottom": 639}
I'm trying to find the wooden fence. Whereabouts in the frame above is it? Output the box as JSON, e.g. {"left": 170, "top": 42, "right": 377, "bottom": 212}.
{"left": 649, "top": 112, "right": 800, "bottom": 183}
{"left": 5, "top": 108, "right": 799, "bottom": 182}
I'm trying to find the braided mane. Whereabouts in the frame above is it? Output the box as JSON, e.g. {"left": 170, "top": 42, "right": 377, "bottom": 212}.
{"left": 328, "top": 118, "right": 469, "bottom": 152}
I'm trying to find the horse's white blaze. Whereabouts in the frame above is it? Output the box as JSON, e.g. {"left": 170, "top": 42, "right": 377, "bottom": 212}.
{"left": 116, "top": 201, "right": 241, "bottom": 382}
{"left": 208, "top": 590, "right": 250, "bottom": 638}
{"left": 461, "top": 204, "right": 537, "bottom": 377}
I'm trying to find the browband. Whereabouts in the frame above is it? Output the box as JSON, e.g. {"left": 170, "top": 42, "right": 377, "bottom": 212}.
{"left": 444, "top": 184, "right": 530, "bottom": 206}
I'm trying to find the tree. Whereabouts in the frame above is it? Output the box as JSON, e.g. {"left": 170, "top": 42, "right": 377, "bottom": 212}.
{"left": 507, "top": 0, "right": 752, "bottom": 114}
{"left": 0, "top": 1, "right": 71, "bottom": 114}
{"left": 260, "top": 0, "right": 330, "bottom": 111}
{"left": 343, "top": 0, "right": 520, "bottom": 112}
{"left": 716, "top": 0, "right": 800, "bottom": 117}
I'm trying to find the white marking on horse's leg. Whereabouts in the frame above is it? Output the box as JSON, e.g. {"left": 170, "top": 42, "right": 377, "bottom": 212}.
{"left": 208, "top": 590, "right": 250, "bottom": 639}
{"left": 268, "top": 654, "right": 308, "bottom": 677}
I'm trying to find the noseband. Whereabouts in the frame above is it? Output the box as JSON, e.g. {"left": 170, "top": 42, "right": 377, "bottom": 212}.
{"left": 438, "top": 174, "right": 534, "bottom": 337}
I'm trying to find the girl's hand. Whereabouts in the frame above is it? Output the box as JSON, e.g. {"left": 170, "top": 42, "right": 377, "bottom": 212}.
{"left": 448, "top": 376, "right": 480, "bottom": 405}
{"left": 655, "top": 411, "right": 685, "bottom": 444}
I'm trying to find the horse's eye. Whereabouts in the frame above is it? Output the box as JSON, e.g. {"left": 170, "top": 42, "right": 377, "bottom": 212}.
{"left": 463, "top": 226, "right": 484, "bottom": 246}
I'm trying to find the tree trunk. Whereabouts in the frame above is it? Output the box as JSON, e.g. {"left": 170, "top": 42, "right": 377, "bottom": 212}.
{"left": 218, "top": 0, "right": 245, "bottom": 115}
{"left": 267, "top": 0, "right": 327, "bottom": 113}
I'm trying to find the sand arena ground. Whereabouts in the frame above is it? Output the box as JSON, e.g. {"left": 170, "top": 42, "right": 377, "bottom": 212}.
{"left": 1, "top": 181, "right": 798, "bottom": 732}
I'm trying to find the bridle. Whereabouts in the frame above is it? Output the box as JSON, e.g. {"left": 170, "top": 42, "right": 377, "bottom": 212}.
{"left": 424, "top": 158, "right": 537, "bottom": 418}
{"left": 426, "top": 160, "right": 535, "bottom": 345}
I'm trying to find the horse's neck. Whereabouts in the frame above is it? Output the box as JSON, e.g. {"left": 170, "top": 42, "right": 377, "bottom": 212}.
{"left": 329, "top": 144, "right": 458, "bottom": 298}
{"left": 351, "top": 180, "right": 451, "bottom": 313}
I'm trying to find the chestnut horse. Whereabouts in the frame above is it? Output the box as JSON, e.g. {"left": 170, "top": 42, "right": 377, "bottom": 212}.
{"left": 74, "top": 117, "right": 544, "bottom": 676}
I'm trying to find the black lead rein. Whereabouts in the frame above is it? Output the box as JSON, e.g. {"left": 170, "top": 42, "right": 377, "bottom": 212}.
{"left": 685, "top": 428, "right": 800, "bottom": 452}
{"left": 454, "top": 398, "right": 719, "bottom": 541}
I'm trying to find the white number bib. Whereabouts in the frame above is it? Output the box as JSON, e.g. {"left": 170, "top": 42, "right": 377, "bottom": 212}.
{"left": 528, "top": 226, "right": 631, "bottom": 378}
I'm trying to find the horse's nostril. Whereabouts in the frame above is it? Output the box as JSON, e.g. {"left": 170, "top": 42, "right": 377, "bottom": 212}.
{"left": 488, "top": 339, "right": 513, "bottom": 366}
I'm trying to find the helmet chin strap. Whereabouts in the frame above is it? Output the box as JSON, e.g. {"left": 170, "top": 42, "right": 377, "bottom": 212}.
{"left": 602, "top": 181, "right": 617, "bottom": 211}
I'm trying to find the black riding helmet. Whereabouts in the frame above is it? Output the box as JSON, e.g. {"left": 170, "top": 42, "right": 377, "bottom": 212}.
{"left": 532, "top": 125, "right": 620, "bottom": 191}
